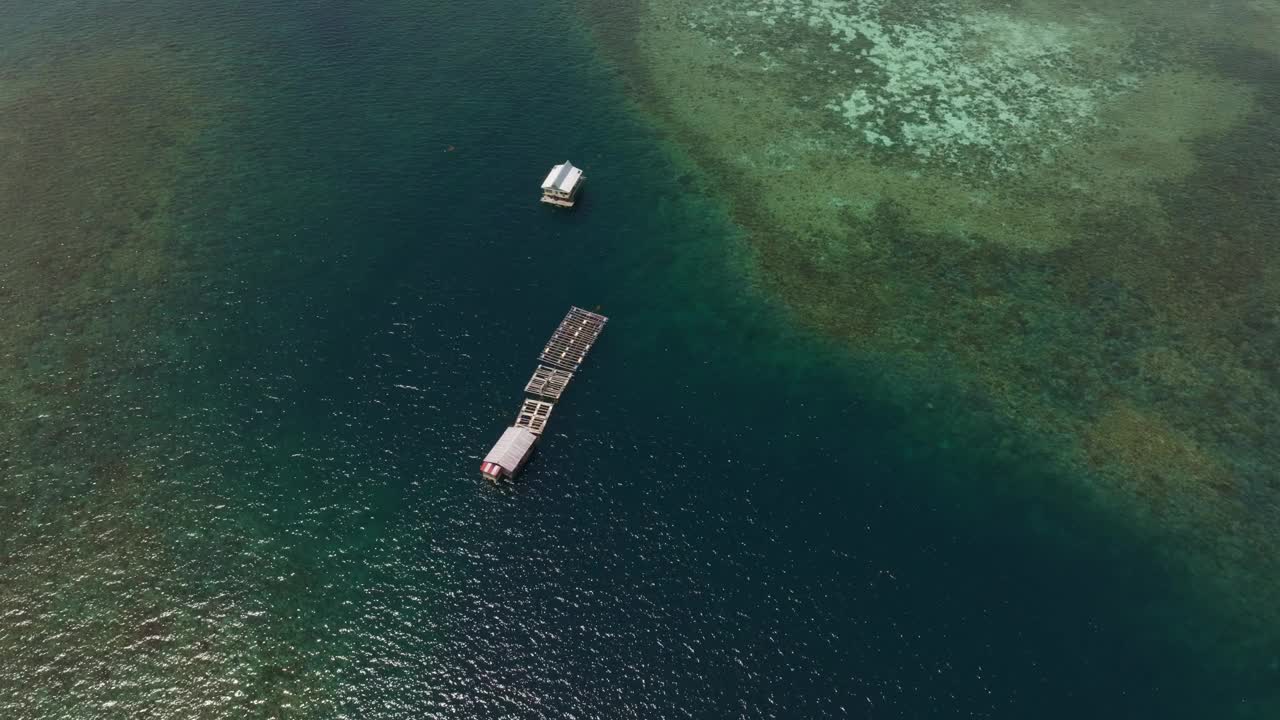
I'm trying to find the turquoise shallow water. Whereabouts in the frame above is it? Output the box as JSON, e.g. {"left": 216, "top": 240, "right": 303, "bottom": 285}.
{"left": 1, "top": 0, "right": 1272, "bottom": 717}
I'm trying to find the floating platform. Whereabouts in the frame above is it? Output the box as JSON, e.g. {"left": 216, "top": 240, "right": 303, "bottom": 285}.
{"left": 515, "top": 398, "right": 554, "bottom": 436}
{"left": 524, "top": 364, "right": 574, "bottom": 401}
{"left": 481, "top": 306, "right": 608, "bottom": 482}
{"left": 539, "top": 306, "right": 608, "bottom": 373}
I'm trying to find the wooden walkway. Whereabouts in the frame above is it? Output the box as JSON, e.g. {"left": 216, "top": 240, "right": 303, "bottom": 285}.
{"left": 539, "top": 306, "right": 608, "bottom": 372}
{"left": 515, "top": 398, "right": 554, "bottom": 436}
{"left": 524, "top": 364, "right": 574, "bottom": 401}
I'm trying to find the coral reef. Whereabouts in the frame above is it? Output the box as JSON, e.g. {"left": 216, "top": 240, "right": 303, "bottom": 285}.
{"left": 0, "top": 36, "right": 346, "bottom": 716}
{"left": 591, "top": 0, "right": 1280, "bottom": 696}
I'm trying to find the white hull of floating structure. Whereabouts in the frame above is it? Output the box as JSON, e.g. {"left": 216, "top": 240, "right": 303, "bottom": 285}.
{"left": 540, "top": 160, "right": 584, "bottom": 208}
{"left": 540, "top": 194, "right": 579, "bottom": 208}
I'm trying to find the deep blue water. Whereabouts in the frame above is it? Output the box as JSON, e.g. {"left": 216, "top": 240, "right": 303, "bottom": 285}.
{"left": 0, "top": 0, "right": 1265, "bottom": 717}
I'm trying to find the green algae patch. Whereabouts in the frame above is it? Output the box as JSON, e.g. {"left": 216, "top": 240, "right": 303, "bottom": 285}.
{"left": 595, "top": 0, "right": 1280, "bottom": 700}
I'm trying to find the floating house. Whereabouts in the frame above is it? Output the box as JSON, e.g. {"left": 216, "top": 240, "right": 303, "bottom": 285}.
{"left": 481, "top": 306, "right": 608, "bottom": 482}
{"left": 480, "top": 426, "right": 539, "bottom": 482}
{"left": 540, "top": 161, "right": 584, "bottom": 208}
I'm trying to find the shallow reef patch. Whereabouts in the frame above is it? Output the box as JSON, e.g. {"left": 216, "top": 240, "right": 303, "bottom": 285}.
{"left": 590, "top": 0, "right": 1280, "bottom": 704}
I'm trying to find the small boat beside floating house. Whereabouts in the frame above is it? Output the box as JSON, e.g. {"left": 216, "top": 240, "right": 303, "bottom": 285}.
{"left": 481, "top": 306, "right": 608, "bottom": 482}
{"left": 540, "top": 160, "right": 584, "bottom": 208}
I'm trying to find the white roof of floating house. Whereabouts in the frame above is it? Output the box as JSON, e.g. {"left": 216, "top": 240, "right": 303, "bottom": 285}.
{"left": 483, "top": 426, "right": 538, "bottom": 471}
{"left": 541, "top": 161, "right": 583, "bottom": 193}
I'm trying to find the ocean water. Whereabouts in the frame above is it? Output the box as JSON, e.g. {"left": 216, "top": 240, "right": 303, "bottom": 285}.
{"left": 0, "top": 0, "right": 1272, "bottom": 718}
